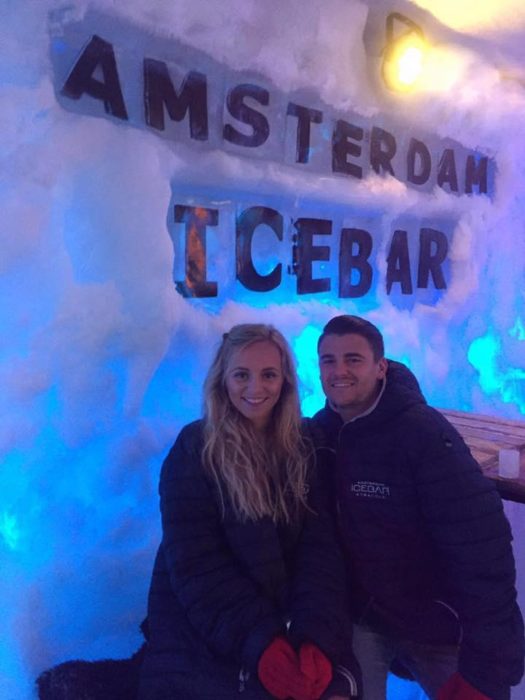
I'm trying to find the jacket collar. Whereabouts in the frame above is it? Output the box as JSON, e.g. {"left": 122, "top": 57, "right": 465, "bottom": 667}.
{"left": 313, "top": 359, "right": 426, "bottom": 433}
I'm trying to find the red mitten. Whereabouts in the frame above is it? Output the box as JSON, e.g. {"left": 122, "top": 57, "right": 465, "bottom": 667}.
{"left": 258, "top": 636, "right": 314, "bottom": 700}
{"left": 299, "top": 643, "right": 333, "bottom": 698}
{"left": 437, "top": 672, "right": 491, "bottom": 700}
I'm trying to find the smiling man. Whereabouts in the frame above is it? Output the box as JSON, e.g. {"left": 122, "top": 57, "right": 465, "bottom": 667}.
{"left": 310, "top": 315, "right": 524, "bottom": 700}
{"left": 318, "top": 331, "right": 387, "bottom": 421}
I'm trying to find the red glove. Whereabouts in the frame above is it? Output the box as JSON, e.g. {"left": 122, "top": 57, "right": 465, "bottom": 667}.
{"left": 299, "top": 642, "right": 333, "bottom": 698}
{"left": 258, "top": 636, "right": 314, "bottom": 700}
{"left": 437, "top": 672, "right": 491, "bottom": 700}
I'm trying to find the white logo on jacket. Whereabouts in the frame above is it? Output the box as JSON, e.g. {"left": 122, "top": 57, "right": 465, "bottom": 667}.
{"left": 350, "top": 480, "right": 391, "bottom": 499}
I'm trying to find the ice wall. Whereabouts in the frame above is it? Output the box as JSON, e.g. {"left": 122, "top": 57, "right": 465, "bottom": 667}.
{"left": 1, "top": 1, "right": 524, "bottom": 698}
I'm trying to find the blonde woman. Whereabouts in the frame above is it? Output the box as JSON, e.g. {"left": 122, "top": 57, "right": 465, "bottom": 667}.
{"left": 138, "top": 324, "right": 360, "bottom": 700}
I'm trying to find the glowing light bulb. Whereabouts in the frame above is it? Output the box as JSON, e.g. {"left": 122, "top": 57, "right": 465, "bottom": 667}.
{"left": 380, "top": 13, "right": 429, "bottom": 93}
{"left": 382, "top": 33, "right": 427, "bottom": 92}
{"left": 397, "top": 45, "right": 424, "bottom": 85}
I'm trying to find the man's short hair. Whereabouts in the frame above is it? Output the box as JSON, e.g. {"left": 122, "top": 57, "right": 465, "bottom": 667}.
{"left": 317, "top": 315, "right": 385, "bottom": 361}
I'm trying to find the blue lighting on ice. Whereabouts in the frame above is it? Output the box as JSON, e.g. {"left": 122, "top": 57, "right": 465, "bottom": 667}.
{"left": 294, "top": 325, "right": 324, "bottom": 416}
{"left": 468, "top": 324, "right": 525, "bottom": 414}
{"left": 0, "top": 511, "right": 21, "bottom": 552}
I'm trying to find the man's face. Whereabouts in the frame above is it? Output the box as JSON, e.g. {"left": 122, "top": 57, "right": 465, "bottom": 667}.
{"left": 318, "top": 333, "right": 387, "bottom": 421}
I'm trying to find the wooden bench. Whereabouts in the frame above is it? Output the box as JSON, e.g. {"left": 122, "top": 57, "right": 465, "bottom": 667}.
{"left": 438, "top": 408, "right": 525, "bottom": 504}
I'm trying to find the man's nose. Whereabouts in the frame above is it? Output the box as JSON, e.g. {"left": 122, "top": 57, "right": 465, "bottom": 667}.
{"left": 332, "top": 359, "right": 348, "bottom": 375}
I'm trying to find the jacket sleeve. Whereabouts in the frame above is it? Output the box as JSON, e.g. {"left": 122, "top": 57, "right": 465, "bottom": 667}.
{"left": 412, "top": 409, "right": 524, "bottom": 699}
{"left": 159, "top": 424, "right": 284, "bottom": 671}
{"left": 288, "top": 432, "right": 362, "bottom": 698}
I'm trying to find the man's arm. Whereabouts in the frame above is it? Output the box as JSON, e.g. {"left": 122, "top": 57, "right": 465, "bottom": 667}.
{"left": 413, "top": 408, "right": 524, "bottom": 699}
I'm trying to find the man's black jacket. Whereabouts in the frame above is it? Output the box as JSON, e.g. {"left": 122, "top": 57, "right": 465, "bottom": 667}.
{"left": 309, "top": 360, "right": 524, "bottom": 700}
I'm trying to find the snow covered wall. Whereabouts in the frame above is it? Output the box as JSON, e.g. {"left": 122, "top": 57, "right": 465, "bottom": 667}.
{"left": 1, "top": 1, "right": 524, "bottom": 698}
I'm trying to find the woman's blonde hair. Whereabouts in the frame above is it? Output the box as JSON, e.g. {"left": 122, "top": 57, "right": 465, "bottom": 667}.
{"left": 202, "top": 323, "right": 309, "bottom": 523}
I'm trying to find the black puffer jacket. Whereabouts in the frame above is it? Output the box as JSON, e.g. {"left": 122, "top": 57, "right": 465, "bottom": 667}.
{"left": 139, "top": 419, "right": 361, "bottom": 700}
{"left": 310, "top": 361, "right": 524, "bottom": 700}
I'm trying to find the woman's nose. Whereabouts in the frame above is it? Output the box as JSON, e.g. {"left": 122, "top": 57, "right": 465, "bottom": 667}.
{"left": 247, "top": 376, "right": 263, "bottom": 393}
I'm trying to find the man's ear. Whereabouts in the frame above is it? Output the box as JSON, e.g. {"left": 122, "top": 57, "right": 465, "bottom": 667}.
{"left": 378, "top": 358, "right": 388, "bottom": 379}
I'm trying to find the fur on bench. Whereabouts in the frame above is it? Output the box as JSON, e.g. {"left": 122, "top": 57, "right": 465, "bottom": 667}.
{"left": 35, "top": 643, "right": 146, "bottom": 700}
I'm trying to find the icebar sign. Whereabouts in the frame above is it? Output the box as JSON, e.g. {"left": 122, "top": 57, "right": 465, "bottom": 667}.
{"left": 49, "top": 11, "right": 490, "bottom": 305}
{"left": 51, "top": 11, "right": 494, "bottom": 198}
{"left": 169, "top": 200, "right": 452, "bottom": 306}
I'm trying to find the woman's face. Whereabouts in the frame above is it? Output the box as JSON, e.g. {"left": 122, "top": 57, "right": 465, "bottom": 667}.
{"left": 225, "top": 340, "right": 285, "bottom": 432}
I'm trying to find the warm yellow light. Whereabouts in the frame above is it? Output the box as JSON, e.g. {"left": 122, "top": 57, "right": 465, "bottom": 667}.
{"left": 398, "top": 45, "right": 424, "bottom": 85}
{"left": 382, "top": 33, "right": 427, "bottom": 92}
{"left": 421, "top": 46, "right": 463, "bottom": 92}
{"left": 412, "top": 0, "right": 525, "bottom": 32}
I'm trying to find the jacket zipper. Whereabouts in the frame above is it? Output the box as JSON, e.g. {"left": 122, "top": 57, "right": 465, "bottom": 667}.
{"left": 337, "top": 664, "right": 359, "bottom": 696}
{"left": 238, "top": 668, "right": 250, "bottom": 693}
